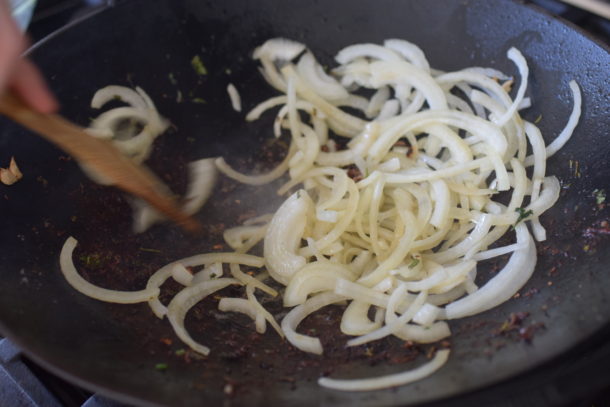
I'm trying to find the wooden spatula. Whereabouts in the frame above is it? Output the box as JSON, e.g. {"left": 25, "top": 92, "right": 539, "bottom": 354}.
{"left": 0, "top": 91, "right": 201, "bottom": 233}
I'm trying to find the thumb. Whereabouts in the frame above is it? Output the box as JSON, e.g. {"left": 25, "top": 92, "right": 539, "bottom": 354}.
{"left": 0, "top": 0, "right": 26, "bottom": 92}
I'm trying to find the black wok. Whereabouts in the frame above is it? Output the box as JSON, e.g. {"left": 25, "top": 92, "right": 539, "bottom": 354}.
{"left": 0, "top": 0, "right": 608, "bottom": 405}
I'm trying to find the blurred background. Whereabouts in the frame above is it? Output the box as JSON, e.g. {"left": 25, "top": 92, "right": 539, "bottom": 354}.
{"left": 10, "top": 0, "right": 610, "bottom": 45}
{"left": 20, "top": 0, "right": 610, "bottom": 45}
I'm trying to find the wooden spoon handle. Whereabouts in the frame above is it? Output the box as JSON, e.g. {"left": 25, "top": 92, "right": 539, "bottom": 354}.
{"left": 0, "top": 92, "right": 201, "bottom": 233}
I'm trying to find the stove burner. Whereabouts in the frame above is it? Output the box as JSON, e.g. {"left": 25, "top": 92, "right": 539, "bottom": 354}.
{"left": 0, "top": 338, "right": 123, "bottom": 406}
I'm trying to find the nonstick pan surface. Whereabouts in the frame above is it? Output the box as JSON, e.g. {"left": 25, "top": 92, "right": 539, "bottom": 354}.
{"left": 0, "top": 0, "right": 608, "bottom": 406}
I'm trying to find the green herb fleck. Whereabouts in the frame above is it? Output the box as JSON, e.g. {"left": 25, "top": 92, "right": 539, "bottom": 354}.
{"left": 79, "top": 254, "right": 104, "bottom": 268}
{"left": 534, "top": 114, "right": 542, "bottom": 124}
{"left": 139, "top": 247, "right": 162, "bottom": 254}
{"left": 225, "top": 68, "right": 232, "bottom": 75}
{"left": 175, "top": 349, "right": 186, "bottom": 356}
{"left": 168, "top": 72, "right": 177, "bottom": 85}
{"left": 192, "top": 97, "right": 206, "bottom": 104}
{"left": 593, "top": 189, "right": 606, "bottom": 205}
{"left": 499, "top": 321, "right": 511, "bottom": 332}
{"left": 186, "top": 137, "right": 196, "bottom": 143}
{"left": 191, "top": 55, "right": 208, "bottom": 76}
{"left": 155, "top": 363, "right": 168, "bottom": 371}
{"left": 408, "top": 259, "right": 420, "bottom": 268}
{"left": 512, "top": 207, "right": 533, "bottom": 229}
{"left": 572, "top": 160, "right": 581, "bottom": 178}
{"left": 176, "top": 90, "right": 183, "bottom": 104}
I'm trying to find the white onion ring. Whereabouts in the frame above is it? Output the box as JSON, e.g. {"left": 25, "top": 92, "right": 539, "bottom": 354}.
{"left": 318, "top": 349, "right": 450, "bottom": 391}
{"left": 60, "top": 237, "right": 159, "bottom": 303}
{"left": 167, "top": 278, "right": 239, "bottom": 355}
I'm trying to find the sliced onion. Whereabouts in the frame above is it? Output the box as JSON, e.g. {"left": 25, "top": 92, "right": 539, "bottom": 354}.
{"left": 335, "top": 43, "right": 402, "bottom": 64}
{"left": 412, "top": 303, "right": 440, "bottom": 326}
{"left": 146, "top": 252, "right": 264, "bottom": 318}
{"left": 281, "top": 292, "right": 345, "bottom": 354}
{"left": 215, "top": 146, "right": 292, "bottom": 186}
{"left": 253, "top": 38, "right": 306, "bottom": 61}
{"left": 192, "top": 263, "right": 224, "bottom": 284}
{"left": 171, "top": 263, "right": 194, "bottom": 286}
{"left": 219, "top": 297, "right": 266, "bottom": 334}
{"left": 245, "top": 283, "right": 283, "bottom": 337}
{"left": 91, "top": 85, "right": 148, "bottom": 110}
{"left": 494, "top": 48, "right": 528, "bottom": 126}
{"left": 219, "top": 297, "right": 259, "bottom": 319}
{"left": 246, "top": 96, "right": 287, "bottom": 121}
{"left": 297, "top": 52, "right": 349, "bottom": 101}
{"left": 227, "top": 83, "right": 242, "bottom": 112}
{"left": 525, "top": 80, "right": 581, "bottom": 165}
{"left": 445, "top": 224, "right": 535, "bottom": 319}
{"left": 133, "top": 158, "right": 218, "bottom": 233}
{"left": 168, "top": 160, "right": 208, "bottom": 212}
{"left": 347, "top": 291, "right": 427, "bottom": 346}
{"left": 229, "top": 263, "right": 277, "bottom": 298}
{"left": 383, "top": 39, "right": 430, "bottom": 71}
{"left": 167, "top": 278, "right": 239, "bottom": 355}
{"left": 63, "top": 39, "right": 580, "bottom": 390}
{"left": 394, "top": 321, "right": 451, "bottom": 343}
{"left": 318, "top": 349, "right": 450, "bottom": 391}
{"left": 340, "top": 301, "right": 383, "bottom": 335}
{"left": 284, "top": 262, "right": 355, "bottom": 306}
{"left": 264, "top": 190, "right": 311, "bottom": 285}
{"left": 60, "top": 237, "right": 159, "bottom": 303}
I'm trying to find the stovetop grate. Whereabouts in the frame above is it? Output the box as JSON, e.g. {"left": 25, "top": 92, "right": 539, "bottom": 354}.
{"left": 0, "top": 339, "right": 123, "bottom": 407}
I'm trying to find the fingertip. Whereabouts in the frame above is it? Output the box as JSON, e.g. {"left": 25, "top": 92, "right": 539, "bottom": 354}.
{"left": 37, "top": 93, "right": 60, "bottom": 114}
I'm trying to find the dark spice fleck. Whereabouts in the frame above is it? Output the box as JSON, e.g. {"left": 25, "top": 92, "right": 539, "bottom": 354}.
{"left": 494, "top": 312, "right": 530, "bottom": 335}
{"left": 582, "top": 224, "right": 610, "bottom": 239}
{"left": 346, "top": 165, "right": 363, "bottom": 182}
{"left": 523, "top": 288, "right": 540, "bottom": 298}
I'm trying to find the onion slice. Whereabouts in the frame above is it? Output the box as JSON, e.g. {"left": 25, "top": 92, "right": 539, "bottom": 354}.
{"left": 167, "top": 278, "right": 239, "bottom": 355}
{"left": 281, "top": 292, "right": 345, "bottom": 354}
{"left": 227, "top": 83, "right": 242, "bottom": 112}
{"left": 445, "top": 224, "right": 536, "bottom": 319}
{"left": 318, "top": 349, "right": 450, "bottom": 391}
{"left": 60, "top": 237, "right": 159, "bottom": 303}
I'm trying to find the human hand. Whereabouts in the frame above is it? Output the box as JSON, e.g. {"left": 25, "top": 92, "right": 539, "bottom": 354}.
{"left": 0, "top": 0, "right": 58, "bottom": 113}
